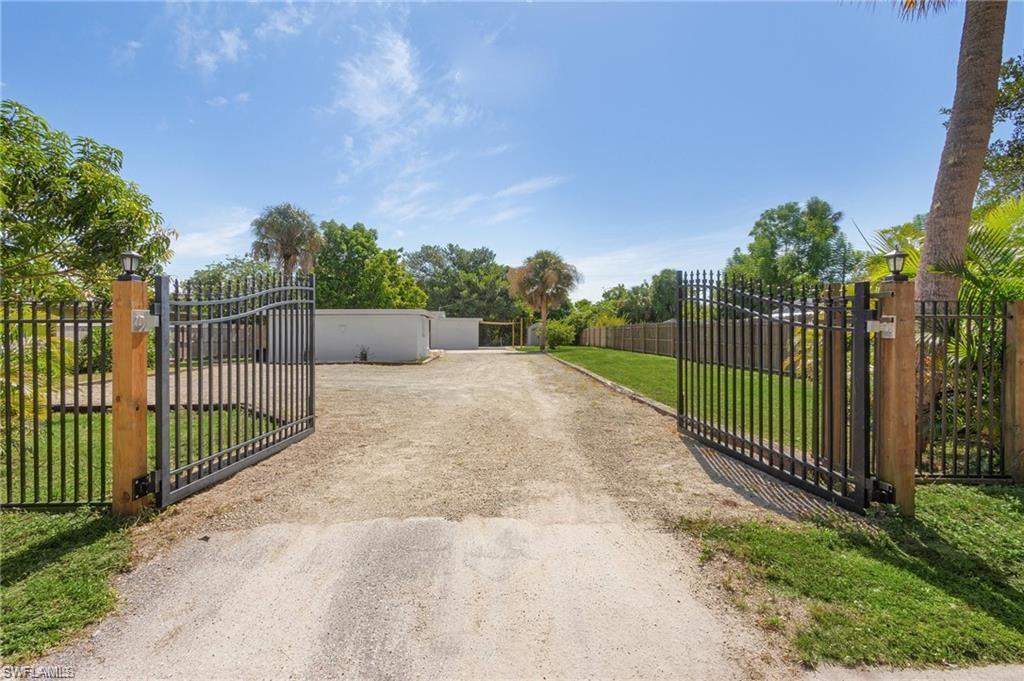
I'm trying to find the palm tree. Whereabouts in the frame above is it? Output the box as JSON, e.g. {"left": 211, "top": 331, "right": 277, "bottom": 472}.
{"left": 909, "top": 0, "right": 1008, "bottom": 302}
{"left": 251, "top": 203, "right": 323, "bottom": 277}
{"left": 508, "top": 250, "right": 581, "bottom": 351}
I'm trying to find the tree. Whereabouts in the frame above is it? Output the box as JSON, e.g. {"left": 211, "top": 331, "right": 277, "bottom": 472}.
{"left": 975, "top": 53, "right": 1024, "bottom": 210}
{"left": 869, "top": 197, "right": 1024, "bottom": 304}
{"left": 405, "top": 244, "right": 522, "bottom": 320}
{"left": 649, "top": 269, "right": 678, "bottom": 322}
{"left": 507, "top": 250, "right": 581, "bottom": 351}
{"left": 913, "top": 0, "right": 1008, "bottom": 302}
{"left": 724, "top": 197, "right": 862, "bottom": 287}
{"left": 0, "top": 100, "right": 173, "bottom": 299}
{"left": 250, "top": 203, "right": 322, "bottom": 277}
{"left": 315, "top": 220, "right": 426, "bottom": 309}
{"left": 189, "top": 255, "right": 278, "bottom": 289}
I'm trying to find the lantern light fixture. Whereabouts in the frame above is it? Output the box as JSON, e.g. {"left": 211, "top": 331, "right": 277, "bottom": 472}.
{"left": 119, "top": 251, "right": 142, "bottom": 281}
{"left": 884, "top": 249, "right": 908, "bottom": 282}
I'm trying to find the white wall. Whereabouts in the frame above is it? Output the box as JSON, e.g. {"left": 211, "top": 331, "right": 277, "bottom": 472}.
{"left": 313, "top": 310, "right": 432, "bottom": 363}
{"left": 430, "top": 318, "right": 481, "bottom": 350}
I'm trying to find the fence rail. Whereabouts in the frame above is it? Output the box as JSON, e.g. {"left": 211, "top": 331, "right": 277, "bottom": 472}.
{"left": 2, "top": 300, "right": 113, "bottom": 506}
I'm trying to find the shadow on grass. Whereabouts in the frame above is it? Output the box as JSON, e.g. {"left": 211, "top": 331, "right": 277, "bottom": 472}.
{"left": 684, "top": 437, "right": 857, "bottom": 522}
{"left": 0, "top": 509, "right": 129, "bottom": 587}
{"left": 842, "top": 487, "right": 1024, "bottom": 637}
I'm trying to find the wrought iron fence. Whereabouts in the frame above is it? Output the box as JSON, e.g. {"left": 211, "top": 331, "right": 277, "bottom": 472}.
{"left": 676, "top": 272, "right": 875, "bottom": 512}
{"left": 152, "top": 275, "right": 315, "bottom": 506}
{"left": 1, "top": 300, "right": 113, "bottom": 506}
{"left": 916, "top": 300, "right": 1009, "bottom": 480}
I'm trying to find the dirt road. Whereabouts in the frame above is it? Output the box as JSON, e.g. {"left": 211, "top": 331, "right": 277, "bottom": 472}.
{"left": 32, "top": 351, "right": 884, "bottom": 679}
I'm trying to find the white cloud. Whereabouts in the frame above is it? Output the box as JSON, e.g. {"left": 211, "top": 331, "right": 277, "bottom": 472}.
{"left": 481, "top": 143, "right": 512, "bottom": 157}
{"left": 485, "top": 206, "right": 531, "bottom": 225}
{"left": 568, "top": 229, "right": 748, "bottom": 300}
{"left": 206, "top": 92, "right": 250, "bottom": 107}
{"left": 113, "top": 40, "right": 143, "bottom": 65}
{"left": 332, "top": 29, "right": 474, "bottom": 177}
{"left": 193, "top": 28, "right": 247, "bottom": 75}
{"left": 169, "top": 207, "right": 258, "bottom": 276}
{"left": 493, "top": 175, "right": 567, "bottom": 199}
{"left": 336, "top": 29, "right": 419, "bottom": 125}
{"left": 254, "top": 3, "right": 313, "bottom": 40}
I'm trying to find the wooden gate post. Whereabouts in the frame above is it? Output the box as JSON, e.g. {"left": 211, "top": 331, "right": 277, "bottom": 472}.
{"left": 1004, "top": 301, "right": 1024, "bottom": 483}
{"left": 876, "top": 279, "right": 916, "bottom": 515}
{"left": 112, "top": 276, "right": 151, "bottom": 515}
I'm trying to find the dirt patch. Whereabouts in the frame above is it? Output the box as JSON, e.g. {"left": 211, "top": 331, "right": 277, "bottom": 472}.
{"left": 43, "top": 350, "right": 859, "bottom": 679}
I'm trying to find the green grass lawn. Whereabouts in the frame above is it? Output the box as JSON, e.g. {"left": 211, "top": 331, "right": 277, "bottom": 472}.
{"left": 681, "top": 484, "right": 1024, "bottom": 667}
{"left": 535, "top": 345, "right": 816, "bottom": 449}
{"left": 1, "top": 408, "right": 270, "bottom": 505}
{"left": 0, "top": 507, "right": 133, "bottom": 662}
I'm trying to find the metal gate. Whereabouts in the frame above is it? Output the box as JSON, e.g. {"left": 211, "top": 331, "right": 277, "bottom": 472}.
{"left": 676, "top": 271, "right": 878, "bottom": 512}
{"left": 151, "top": 274, "right": 315, "bottom": 507}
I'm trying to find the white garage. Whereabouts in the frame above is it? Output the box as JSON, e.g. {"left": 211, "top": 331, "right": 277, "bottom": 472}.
{"left": 314, "top": 309, "right": 432, "bottom": 363}
{"left": 430, "top": 316, "right": 481, "bottom": 350}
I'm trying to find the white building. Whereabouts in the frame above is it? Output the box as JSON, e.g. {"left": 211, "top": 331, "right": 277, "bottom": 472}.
{"left": 429, "top": 316, "right": 481, "bottom": 350}
{"left": 314, "top": 309, "right": 433, "bottom": 363}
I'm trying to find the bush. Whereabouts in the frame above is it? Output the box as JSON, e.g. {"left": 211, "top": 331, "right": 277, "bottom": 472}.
{"left": 544, "top": 319, "right": 576, "bottom": 348}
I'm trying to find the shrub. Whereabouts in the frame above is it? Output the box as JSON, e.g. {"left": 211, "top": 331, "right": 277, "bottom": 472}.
{"left": 545, "top": 319, "right": 576, "bottom": 348}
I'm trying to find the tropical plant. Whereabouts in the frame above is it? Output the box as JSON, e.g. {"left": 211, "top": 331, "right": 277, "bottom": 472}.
{"left": 0, "top": 100, "right": 174, "bottom": 300}
{"left": 250, "top": 203, "right": 322, "bottom": 277}
{"left": 910, "top": 0, "right": 1009, "bottom": 302}
{"left": 868, "top": 196, "right": 1024, "bottom": 304}
{"left": 507, "top": 250, "right": 581, "bottom": 351}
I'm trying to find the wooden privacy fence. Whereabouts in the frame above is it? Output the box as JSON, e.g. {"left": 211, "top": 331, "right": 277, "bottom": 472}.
{"left": 579, "top": 320, "right": 796, "bottom": 374}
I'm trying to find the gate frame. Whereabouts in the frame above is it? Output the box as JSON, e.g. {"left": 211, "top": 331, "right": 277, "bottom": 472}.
{"left": 675, "top": 273, "right": 880, "bottom": 514}
{"left": 150, "top": 274, "right": 316, "bottom": 508}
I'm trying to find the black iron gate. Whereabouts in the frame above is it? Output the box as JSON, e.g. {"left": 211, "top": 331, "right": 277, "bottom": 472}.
{"left": 151, "top": 274, "right": 315, "bottom": 507}
{"left": 676, "top": 271, "right": 877, "bottom": 512}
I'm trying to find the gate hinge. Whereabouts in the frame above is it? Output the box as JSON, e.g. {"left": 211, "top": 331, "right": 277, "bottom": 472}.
{"left": 866, "top": 314, "right": 896, "bottom": 339}
{"left": 132, "top": 471, "right": 157, "bottom": 499}
{"left": 869, "top": 477, "right": 895, "bottom": 504}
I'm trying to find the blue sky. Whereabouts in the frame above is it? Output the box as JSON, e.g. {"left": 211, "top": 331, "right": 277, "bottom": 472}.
{"left": 3, "top": 2, "right": 1021, "bottom": 299}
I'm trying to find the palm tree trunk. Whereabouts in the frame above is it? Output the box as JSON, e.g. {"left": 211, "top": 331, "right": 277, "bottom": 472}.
{"left": 916, "top": 0, "right": 1007, "bottom": 302}
{"left": 539, "top": 299, "right": 549, "bottom": 352}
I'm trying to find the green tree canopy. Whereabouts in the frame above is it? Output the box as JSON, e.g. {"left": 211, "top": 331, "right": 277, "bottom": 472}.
{"left": 975, "top": 52, "right": 1024, "bottom": 210}
{"left": 724, "top": 197, "right": 863, "bottom": 287}
{"left": 250, "top": 203, "right": 322, "bottom": 277}
{"left": 404, "top": 244, "right": 523, "bottom": 319}
{"left": 189, "top": 255, "right": 279, "bottom": 289}
{"left": 0, "top": 100, "right": 173, "bottom": 299}
{"left": 315, "top": 221, "right": 426, "bottom": 309}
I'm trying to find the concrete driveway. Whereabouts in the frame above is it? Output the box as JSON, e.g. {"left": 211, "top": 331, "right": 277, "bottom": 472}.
{"left": 37, "top": 351, "right": 1022, "bottom": 680}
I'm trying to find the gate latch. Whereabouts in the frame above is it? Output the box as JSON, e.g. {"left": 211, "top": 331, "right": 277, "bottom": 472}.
{"left": 870, "top": 477, "right": 895, "bottom": 504}
{"left": 131, "top": 309, "right": 159, "bottom": 333}
{"left": 132, "top": 472, "right": 156, "bottom": 499}
{"left": 866, "top": 314, "right": 896, "bottom": 339}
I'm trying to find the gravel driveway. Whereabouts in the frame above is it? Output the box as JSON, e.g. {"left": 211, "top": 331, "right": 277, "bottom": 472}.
{"left": 37, "top": 350, "right": 1020, "bottom": 680}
